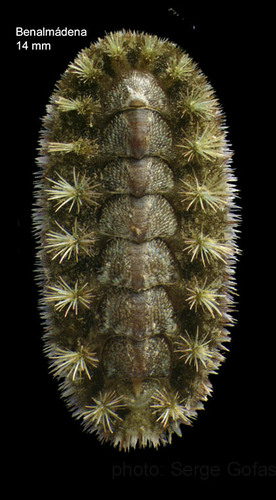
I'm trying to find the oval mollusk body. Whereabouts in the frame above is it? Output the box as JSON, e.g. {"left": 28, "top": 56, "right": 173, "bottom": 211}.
{"left": 33, "top": 31, "right": 239, "bottom": 450}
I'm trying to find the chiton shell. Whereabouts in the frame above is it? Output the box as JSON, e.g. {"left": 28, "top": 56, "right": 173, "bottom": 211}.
{"left": 33, "top": 30, "right": 239, "bottom": 450}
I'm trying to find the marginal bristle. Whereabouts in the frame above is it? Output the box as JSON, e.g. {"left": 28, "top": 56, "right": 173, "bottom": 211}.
{"left": 186, "top": 279, "right": 224, "bottom": 318}
{"left": 69, "top": 53, "right": 103, "bottom": 82}
{"left": 45, "top": 277, "right": 94, "bottom": 316}
{"left": 175, "top": 327, "right": 214, "bottom": 371}
{"left": 47, "top": 138, "right": 98, "bottom": 157}
{"left": 45, "top": 220, "right": 96, "bottom": 263}
{"left": 179, "top": 170, "right": 230, "bottom": 212}
{"left": 46, "top": 169, "right": 101, "bottom": 212}
{"left": 165, "top": 54, "right": 194, "bottom": 80}
{"left": 151, "top": 388, "right": 194, "bottom": 427}
{"left": 178, "top": 123, "right": 230, "bottom": 163}
{"left": 46, "top": 343, "right": 99, "bottom": 381}
{"left": 177, "top": 86, "right": 220, "bottom": 120}
{"left": 184, "top": 232, "right": 234, "bottom": 265}
{"left": 82, "top": 391, "right": 126, "bottom": 434}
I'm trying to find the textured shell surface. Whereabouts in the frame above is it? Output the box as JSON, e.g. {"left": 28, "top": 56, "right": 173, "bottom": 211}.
{"left": 33, "top": 30, "right": 240, "bottom": 451}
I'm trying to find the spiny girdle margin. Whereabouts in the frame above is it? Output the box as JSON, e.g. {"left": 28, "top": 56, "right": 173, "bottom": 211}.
{"left": 33, "top": 30, "right": 240, "bottom": 451}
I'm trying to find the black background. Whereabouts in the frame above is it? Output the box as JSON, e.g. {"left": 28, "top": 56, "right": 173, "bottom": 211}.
{"left": 7, "top": 1, "right": 274, "bottom": 490}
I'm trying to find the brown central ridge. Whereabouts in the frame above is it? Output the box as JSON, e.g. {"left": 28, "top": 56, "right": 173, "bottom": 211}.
{"left": 98, "top": 72, "right": 178, "bottom": 391}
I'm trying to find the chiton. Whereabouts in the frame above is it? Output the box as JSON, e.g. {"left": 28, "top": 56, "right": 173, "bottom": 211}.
{"left": 33, "top": 30, "right": 240, "bottom": 450}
